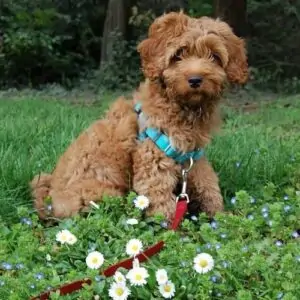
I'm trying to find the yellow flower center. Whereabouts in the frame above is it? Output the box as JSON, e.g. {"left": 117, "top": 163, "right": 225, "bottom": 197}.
{"left": 132, "top": 245, "right": 139, "bottom": 252}
{"left": 164, "top": 285, "right": 171, "bottom": 293}
{"left": 198, "top": 259, "right": 208, "bottom": 268}
{"left": 115, "top": 287, "right": 124, "bottom": 296}
{"left": 61, "top": 234, "right": 67, "bottom": 241}
{"left": 92, "top": 257, "right": 99, "bottom": 264}
{"left": 139, "top": 200, "right": 145, "bottom": 206}
{"left": 135, "top": 274, "right": 142, "bottom": 281}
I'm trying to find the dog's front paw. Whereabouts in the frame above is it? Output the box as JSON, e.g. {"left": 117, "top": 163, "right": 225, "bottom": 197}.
{"left": 145, "top": 194, "right": 177, "bottom": 222}
{"left": 199, "top": 192, "right": 224, "bottom": 218}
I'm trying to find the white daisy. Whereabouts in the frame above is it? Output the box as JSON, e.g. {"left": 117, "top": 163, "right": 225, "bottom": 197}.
{"left": 126, "top": 218, "right": 139, "bottom": 225}
{"left": 126, "top": 239, "right": 143, "bottom": 257}
{"left": 133, "top": 195, "right": 150, "bottom": 210}
{"left": 86, "top": 251, "right": 104, "bottom": 269}
{"left": 108, "top": 282, "right": 130, "bottom": 300}
{"left": 114, "top": 271, "right": 126, "bottom": 285}
{"left": 159, "top": 281, "right": 176, "bottom": 299}
{"left": 156, "top": 269, "right": 168, "bottom": 285}
{"left": 193, "top": 253, "right": 214, "bottom": 274}
{"left": 67, "top": 233, "right": 77, "bottom": 245}
{"left": 56, "top": 229, "right": 73, "bottom": 244}
{"left": 46, "top": 254, "right": 51, "bottom": 262}
{"left": 126, "top": 266, "right": 149, "bottom": 286}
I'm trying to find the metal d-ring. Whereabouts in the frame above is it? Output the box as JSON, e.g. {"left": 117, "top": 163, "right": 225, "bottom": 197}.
{"left": 183, "top": 157, "right": 194, "bottom": 174}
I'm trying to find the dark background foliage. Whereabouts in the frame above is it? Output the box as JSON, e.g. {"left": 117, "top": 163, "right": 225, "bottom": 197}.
{"left": 0, "top": 0, "right": 299, "bottom": 92}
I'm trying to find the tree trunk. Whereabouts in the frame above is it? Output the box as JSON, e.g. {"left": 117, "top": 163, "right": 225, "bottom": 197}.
{"left": 213, "top": 0, "right": 247, "bottom": 37}
{"left": 100, "top": 0, "right": 130, "bottom": 68}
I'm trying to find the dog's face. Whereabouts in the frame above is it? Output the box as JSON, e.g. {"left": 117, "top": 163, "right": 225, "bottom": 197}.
{"left": 138, "top": 12, "right": 248, "bottom": 106}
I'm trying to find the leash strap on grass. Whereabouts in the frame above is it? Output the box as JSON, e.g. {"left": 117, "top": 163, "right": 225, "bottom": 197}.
{"left": 31, "top": 200, "right": 188, "bottom": 300}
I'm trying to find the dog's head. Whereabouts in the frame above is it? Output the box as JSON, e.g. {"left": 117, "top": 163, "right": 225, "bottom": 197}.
{"left": 137, "top": 12, "right": 248, "bottom": 106}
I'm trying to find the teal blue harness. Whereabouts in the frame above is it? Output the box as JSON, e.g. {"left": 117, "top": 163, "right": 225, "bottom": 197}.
{"left": 134, "top": 103, "right": 204, "bottom": 164}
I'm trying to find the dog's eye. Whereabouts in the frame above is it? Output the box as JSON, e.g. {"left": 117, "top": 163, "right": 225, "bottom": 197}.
{"left": 211, "top": 53, "right": 222, "bottom": 66}
{"left": 172, "top": 48, "right": 184, "bottom": 62}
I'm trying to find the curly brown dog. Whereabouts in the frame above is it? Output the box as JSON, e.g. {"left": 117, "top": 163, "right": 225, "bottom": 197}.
{"left": 30, "top": 12, "right": 248, "bottom": 221}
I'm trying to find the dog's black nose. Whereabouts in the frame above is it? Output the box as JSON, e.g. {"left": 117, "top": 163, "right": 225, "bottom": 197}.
{"left": 188, "top": 76, "right": 202, "bottom": 88}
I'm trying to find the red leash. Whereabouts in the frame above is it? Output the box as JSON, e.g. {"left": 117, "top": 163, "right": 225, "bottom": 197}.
{"left": 31, "top": 198, "right": 188, "bottom": 300}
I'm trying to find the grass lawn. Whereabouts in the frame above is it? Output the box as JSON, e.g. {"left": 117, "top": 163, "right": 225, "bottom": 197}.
{"left": 0, "top": 91, "right": 300, "bottom": 299}
{"left": 0, "top": 93, "right": 300, "bottom": 222}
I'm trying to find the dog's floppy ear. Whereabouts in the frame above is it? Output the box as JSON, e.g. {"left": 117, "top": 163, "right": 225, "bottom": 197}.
{"left": 137, "top": 37, "right": 165, "bottom": 80}
{"left": 137, "top": 11, "right": 189, "bottom": 80}
{"left": 198, "top": 17, "right": 248, "bottom": 84}
{"left": 223, "top": 32, "right": 248, "bottom": 84}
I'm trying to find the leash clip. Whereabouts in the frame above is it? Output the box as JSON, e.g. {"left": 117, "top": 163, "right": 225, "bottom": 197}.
{"left": 176, "top": 157, "right": 194, "bottom": 203}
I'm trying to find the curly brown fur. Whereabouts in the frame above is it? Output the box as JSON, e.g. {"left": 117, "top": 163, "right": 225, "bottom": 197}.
{"left": 30, "top": 12, "right": 248, "bottom": 221}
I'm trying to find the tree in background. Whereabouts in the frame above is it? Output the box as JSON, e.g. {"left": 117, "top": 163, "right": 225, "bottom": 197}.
{"left": 213, "top": 0, "right": 247, "bottom": 37}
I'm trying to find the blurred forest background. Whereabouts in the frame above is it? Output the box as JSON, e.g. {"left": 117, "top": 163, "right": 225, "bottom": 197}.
{"left": 0, "top": 0, "right": 299, "bottom": 93}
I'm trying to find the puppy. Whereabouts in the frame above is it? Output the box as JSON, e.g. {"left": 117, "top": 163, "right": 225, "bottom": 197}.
{"left": 30, "top": 12, "right": 248, "bottom": 221}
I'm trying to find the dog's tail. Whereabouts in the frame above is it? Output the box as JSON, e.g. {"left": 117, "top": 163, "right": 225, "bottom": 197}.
{"left": 30, "top": 173, "right": 52, "bottom": 219}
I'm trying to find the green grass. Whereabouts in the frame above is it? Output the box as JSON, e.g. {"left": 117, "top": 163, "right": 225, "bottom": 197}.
{"left": 1, "top": 92, "right": 300, "bottom": 299}
{"left": 1, "top": 95, "right": 300, "bottom": 222}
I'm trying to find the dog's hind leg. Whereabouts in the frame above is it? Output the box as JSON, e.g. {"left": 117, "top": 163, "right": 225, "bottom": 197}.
{"left": 49, "top": 179, "right": 126, "bottom": 218}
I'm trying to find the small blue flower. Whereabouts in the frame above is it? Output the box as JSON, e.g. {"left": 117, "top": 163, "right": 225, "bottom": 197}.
{"left": 47, "top": 286, "right": 53, "bottom": 291}
{"left": 95, "top": 275, "right": 104, "bottom": 282}
{"left": 196, "top": 246, "right": 202, "bottom": 253}
{"left": 296, "top": 255, "right": 300, "bottom": 262}
{"left": 180, "top": 236, "right": 190, "bottom": 243}
{"left": 210, "top": 220, "right": 218, "bottom": 229}
{"left": 275, "top": 240, "right": 283, "bottom": 247}
{"left": 220, "top": 233, "right": 227, "bottom": 239}
{"left": 262, "top": 212, "right": 269, "bottom": 219}
{"left": 261, "top": 206, "right": 268, "bottom": 213}
{"left": 221, "top": 261, "right": 229, "bottom": 268}
{"left": 236, "top": 162, "right": 241, "bottom": 168}
{"left": 0, "top": 280, "right": 4, "bottom": 286}
{"left": 34, "top": 273, "right": 44, "bottom": 280}
{"left": 160, "top": 221, "right": 168, "bottom": 229}
{"left": 205, "top": 243, "right": 212, "bottom": 249}
{"left": 291, "top": 231, "right": 299, "bottom": 239}
{"left": 15, "top": 263, "right": 24, "bottom": 270}
{"left": 2, "top": 262, "right": 13, "bottom": 270}
{"left": 242, "top": 246, "right": 248, "bottom": 252}
{"left": 216, "top": 293, "right": 222, "bottom": 297}
{"left": 254, "top": 149, "right": 260, "bottom": 154}
{"left": 284, "top": 205, "right": 291, "bottom": 212}
{"left": 20, "top": 217, "right": 32, "bottom": 226}
{"left": 88, "top": 243, "right": 97, "bottom": 252}
{"left": 30, "top": 284, "right": 35, "bottom": 289}
{"left": 230, "top": 197, "right": 236, "bottom": 205}
{"left": 180, "top": 261, "right": 187, "bottom": 267}
{"left": 215, "top": 243, "right": 221, "bottom": 250}
{"left": 250, "top": 197, "right": 256, "bottom": 204}
{"left": 191, "top": 215, "right": 198, "bottom": 221}
{"left": 247, "top": 214, "right": 254, "bottom": 220}
{"left": 267, "top": 220, "right": 273, "bottom": 227}
{"left": 290, "top": 156, "right": 295, "bottom": 162}
{"left": 277, "top": 292, "right": 284, "bottom": 299}
{"left": 283, "top": 195, "right": 289, "bottom": 201}
{"left": 210, "top": 275, "right": 218, "bottom": 283}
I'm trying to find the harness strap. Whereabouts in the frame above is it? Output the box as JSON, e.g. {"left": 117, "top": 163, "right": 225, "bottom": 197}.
{"left": 134, "top": 103, "right": 204, "bottom": 164}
